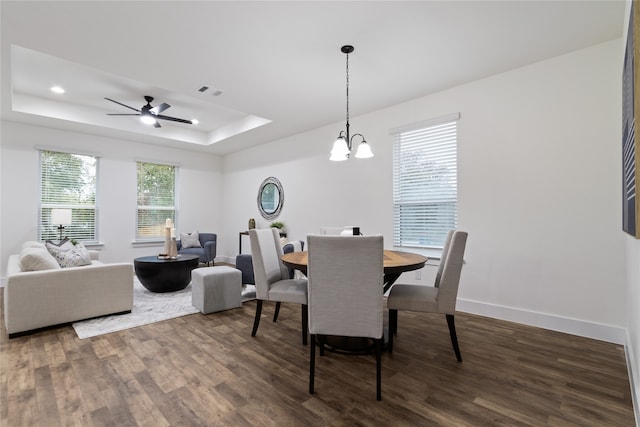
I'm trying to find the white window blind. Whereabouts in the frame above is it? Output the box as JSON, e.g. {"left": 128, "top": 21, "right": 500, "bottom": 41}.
{"left": 39, "top": 150, "right": 98, "bottom": 242}
{"left": 392, "top": 114, "right": 459, "bottom": 249}
{"left": 136, "top": 161, "right": 177, "bottom": 240}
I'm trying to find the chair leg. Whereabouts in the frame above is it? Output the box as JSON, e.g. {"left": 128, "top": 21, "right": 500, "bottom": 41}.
{"left": 375, "top": 338, "right": 382, "bottom": 401}
{"left": 388, "top": 309, "right": 397, "bottom": 353}
{"left": 251, "top": 300, "right": 263, "bottom": 337}
{"left": 446, "top": 314, "right": 462, "bottom": 362}
{"left": 301, "top": 304, "right": 308, "bottom": 345}
{"left": 273, "top": 302, "right": 281, "bottom": 322}
{"left": 390, "top": 309, "right": 398, "bottom": 335}
{"left": 309, "top": 334, "right": 316, "bottom": 394}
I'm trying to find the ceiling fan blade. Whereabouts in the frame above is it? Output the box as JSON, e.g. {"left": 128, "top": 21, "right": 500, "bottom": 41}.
{"left": 155, "top": 114, "right": 193, "bottom": 124}
{"left": 104, "top": 97, "right": 140, "bottom": 112}
{"left": 107, "top": 113, "right": 141, "bottom": 116}
{"left": 150, "top": 102, "right": 170, "bottom": 115}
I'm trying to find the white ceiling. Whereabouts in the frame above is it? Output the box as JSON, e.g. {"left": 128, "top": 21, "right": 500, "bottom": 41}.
{"left": 0, "top": 1, "right": 625, "bottom": 156}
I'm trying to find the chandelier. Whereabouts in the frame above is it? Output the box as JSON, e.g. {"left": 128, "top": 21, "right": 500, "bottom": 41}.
{"left": 330, "top": 45, "right": 373, "bottom": 161}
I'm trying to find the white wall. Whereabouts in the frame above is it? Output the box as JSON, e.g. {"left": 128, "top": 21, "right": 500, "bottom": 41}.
{"left": 0, "top": 121, "right": 224, "bottom": 273}
{"left": 223, "top": 39, "right": 626, "bottom": 344}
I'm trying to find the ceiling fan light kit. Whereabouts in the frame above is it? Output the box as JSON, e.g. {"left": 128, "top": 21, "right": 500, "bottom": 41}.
{"left": 105, "top": 95, "right": 192, "bottom": 128}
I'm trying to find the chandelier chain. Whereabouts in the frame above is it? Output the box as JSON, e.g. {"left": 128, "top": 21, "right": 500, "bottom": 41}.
{"left": 345, "top": 50, "right": 350, "bottom": 125}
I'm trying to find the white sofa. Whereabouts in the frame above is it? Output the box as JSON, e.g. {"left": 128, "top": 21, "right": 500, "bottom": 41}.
{"left": 4, "top": 244, "right": 134, "bottom": 337}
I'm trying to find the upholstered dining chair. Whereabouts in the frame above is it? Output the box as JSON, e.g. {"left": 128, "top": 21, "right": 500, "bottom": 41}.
{"left": 235, "top": 240, "right": 304, "bottom": 321}
{"left": 249, "top": 228, "right": 308, "bottom": 345}
{"left": 387, "top": 230, "right": 468, "bottom": 362}
{"left": 307, "top": 234, "right": 384, "bottom": 401}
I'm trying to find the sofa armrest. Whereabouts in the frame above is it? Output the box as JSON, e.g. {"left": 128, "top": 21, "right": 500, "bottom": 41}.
{"left": 204, "top": 240, "right": 217, "bottom": 262}
{"left": 235, "top": 254, "right": 254, "bottom": 285}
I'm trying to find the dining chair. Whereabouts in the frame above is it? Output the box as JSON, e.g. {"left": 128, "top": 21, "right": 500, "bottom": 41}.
{"left": 249, "top": 228, "right": 308, "bottom": 345}
{"left": 387, "top": 230, "right": 468, "bottom": 361}
{"left": 307, "top": 234, "right": 384, "bottom": 401}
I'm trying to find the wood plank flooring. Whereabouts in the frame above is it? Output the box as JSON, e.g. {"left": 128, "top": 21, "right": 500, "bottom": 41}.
{"left": 0, "top": 295, "right": 635, "bottom": 426}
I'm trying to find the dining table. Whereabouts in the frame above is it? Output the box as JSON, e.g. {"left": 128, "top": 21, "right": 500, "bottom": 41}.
{"left": 281, "top": 249, "right": 428, "bottom": 354}
{"left": 281, "top": 249, "right": 428, "bottom": 293}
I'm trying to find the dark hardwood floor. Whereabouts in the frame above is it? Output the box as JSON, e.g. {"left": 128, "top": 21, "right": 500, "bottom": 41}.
{"left": 0, "top": 295, "right": 635, "bottom": 426}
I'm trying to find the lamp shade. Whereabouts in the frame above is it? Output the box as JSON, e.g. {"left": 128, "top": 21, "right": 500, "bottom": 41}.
{"left": 51, "top": 209, "right": 72, "bottom": 225}
{"left": 354, "top": 141, "right": 374, "bottom": 159}
{"left": 331, "top": 137, "right": 349, "bottom": 155}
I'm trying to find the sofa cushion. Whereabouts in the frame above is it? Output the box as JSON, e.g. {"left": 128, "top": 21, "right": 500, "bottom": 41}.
{"left": 22, "top": 241, "right": 47, "bottom": 250}
{"left": 19, "top": 247, "right": 61, "bottom": 271}
{"left": 180, "top": 231, "right": 202, "bottom": 248}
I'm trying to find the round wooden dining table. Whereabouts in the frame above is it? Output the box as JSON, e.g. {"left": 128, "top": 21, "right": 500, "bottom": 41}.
{"left": 281, "top": 249, "right": 428, "bottom": 293}
{"left": 281, "top": 249, "right": 428, "bottom": 354}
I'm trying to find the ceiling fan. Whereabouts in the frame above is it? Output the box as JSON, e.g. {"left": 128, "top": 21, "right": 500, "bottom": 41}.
{"left": 104, "top": 95, "right": 192, "bottom": 128}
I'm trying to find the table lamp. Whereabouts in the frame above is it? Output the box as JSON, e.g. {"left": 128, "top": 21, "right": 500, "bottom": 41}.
{"left": 51, "top": 209, "right": 72, "bottom": 241}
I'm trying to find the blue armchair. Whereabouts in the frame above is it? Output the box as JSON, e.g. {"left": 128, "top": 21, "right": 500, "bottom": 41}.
{"left": 177, "top": 232, "right": 217, "bottom": 266}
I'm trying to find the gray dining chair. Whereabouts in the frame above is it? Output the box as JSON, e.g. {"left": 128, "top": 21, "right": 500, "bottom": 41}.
{"left": 307, "top": 234, "right": 384, "bottom": 401}
{"left": 387, "top": 230, "right": 468, "bottom": 361}
{"left": 249, "top": 228, "right": 308, "bottom": 345}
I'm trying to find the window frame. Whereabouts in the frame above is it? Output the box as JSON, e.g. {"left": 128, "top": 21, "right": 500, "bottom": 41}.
{"left": 38, "top": 149, "right": 99, "bottom": 243}
{"left": 391, "top": 113, "right": 460, "bottom": 250}
{"left": 135, "top": 160, "right": 178, "bottom": 241}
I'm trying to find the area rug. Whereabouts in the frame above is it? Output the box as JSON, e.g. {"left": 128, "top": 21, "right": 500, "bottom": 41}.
{"left": 72, "top": 279, "right": 257, "bottom": 339}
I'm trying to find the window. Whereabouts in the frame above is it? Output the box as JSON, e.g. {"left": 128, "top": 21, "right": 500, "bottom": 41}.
{"left": 136, "top": 161, "right": 177, "bottom": 240}
{"left": 392, "top": 113, "right": 459, "bottom": 249}
{"left": 39, "top": 150, "right": 98, "bottom": 242}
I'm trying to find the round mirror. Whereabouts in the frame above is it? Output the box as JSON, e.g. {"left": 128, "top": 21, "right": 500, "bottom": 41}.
{"left": 257, "top": 177, "right": 284, "bottom": 220}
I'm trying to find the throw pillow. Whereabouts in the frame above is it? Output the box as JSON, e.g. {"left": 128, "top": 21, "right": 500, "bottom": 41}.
{"left": 180, "top": 231, "right": 202, "bottom": 249}
{"left": 57, "top": 242, "right": 92, "bottom": 268}
{"left": 19, "top": 247, "right": 61, "bottom": 271}
{"left": 45, "top": 238, "right": 74, "bottom": 264}
{"left": 22, "top": 241, "right": 47, "bottom": 250}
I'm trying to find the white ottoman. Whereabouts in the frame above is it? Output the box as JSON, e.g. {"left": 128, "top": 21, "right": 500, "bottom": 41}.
{"left": 192, "top": 266, "right": 242, "bottom": 314}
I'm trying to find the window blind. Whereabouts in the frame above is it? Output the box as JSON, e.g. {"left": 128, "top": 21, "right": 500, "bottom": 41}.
{"left": 136, "top": 161, "right": 176, "bottom": 240}
{"left": 39, "top": 150, "right": 98, "bottom": 242}
{"left": 392, "top": 116, "right": 458, "bottom": 249}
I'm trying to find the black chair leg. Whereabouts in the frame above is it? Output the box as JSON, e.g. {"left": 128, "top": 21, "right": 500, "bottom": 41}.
{"left": 301, "top": 304, "right": 308, "bottom": 345}
{"left": 251, "top": 300, "right": 263, "bottom": 337}
{"left": 376, "top": 338, "right": 382, "bottom": 401}
{"left": 309, "top": 334, "right": 316, "bottom": 394}
{"left": 446, "top": 314, "right": 462, "bottom": 362}
{"left": 388, "top": 309, "right": 397, "bottom": 353}
{"left": 390, "top": 309, "right": 398, "bottom": 335}
{"left": 273, "top": 302, "right": 281, "bottom": 322}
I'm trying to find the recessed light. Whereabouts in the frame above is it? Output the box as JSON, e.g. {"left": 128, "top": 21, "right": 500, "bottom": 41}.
{"left": 191, "top": 119, "right": 199, "bottom": 125}
{"left": 50, "top": 86, "right": 65, "bottom": 94}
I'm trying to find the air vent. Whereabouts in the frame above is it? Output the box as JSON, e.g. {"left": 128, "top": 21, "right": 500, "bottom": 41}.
{"left": 197, "top": 85, "right": 223, "bottom": 96}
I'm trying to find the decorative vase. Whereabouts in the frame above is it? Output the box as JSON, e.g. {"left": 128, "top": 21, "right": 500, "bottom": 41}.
{"left": 169, "top": 237, "right": 178, "bottom": 258}
{"left": 249, "top": 218, "right": 256, "bottom": 229}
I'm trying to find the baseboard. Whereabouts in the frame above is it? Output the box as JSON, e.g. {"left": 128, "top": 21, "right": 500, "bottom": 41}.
{"left": 456, "top": 298, "right": 626, "bottom": 345}
{"left": 625, "top": 330, "right": 640, "bottom": 427}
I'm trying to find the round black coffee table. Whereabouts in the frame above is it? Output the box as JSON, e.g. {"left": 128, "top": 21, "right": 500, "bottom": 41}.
{"left": 134, "top": 255, "right": 199, "bottom": 293}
